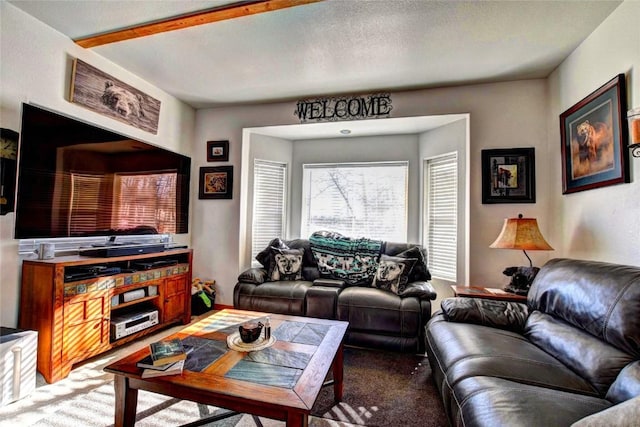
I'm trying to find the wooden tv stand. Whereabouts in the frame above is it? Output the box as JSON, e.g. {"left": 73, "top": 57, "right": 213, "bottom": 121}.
{"left": 18, "top": 248, "right": 193, "bottom": 383}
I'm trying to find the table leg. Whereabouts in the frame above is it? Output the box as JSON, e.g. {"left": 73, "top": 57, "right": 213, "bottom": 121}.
{"left": 113, "top": 375, "right": 138, "bottom": 427}
{"left": 286, "top": 411, "right": 309, "bottom": 427}
{"left": 332, "top": 343, "right": 344, "bottom": 402}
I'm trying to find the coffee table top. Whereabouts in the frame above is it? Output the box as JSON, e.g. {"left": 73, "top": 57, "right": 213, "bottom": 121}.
{"left": 104, "top": 309, "right": 349, "bottom": 412}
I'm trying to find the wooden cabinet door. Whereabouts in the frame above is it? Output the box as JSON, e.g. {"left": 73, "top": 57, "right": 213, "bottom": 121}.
{"left": 163, "top": 275, "right": 188, "bottom": 323}
{"left": 63, "top": 291, "right": 111, "bottom": 364}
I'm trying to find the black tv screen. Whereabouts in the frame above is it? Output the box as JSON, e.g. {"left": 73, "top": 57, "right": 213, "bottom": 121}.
{"left": 14, "top": 104, "right": 190, "bottom": 239}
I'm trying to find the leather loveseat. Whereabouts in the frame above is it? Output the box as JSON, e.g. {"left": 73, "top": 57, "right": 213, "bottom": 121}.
{"left": 426, "top": 258, "right": 640, "bottom": 426}
{"left": 234, "top": 233, "right": 437, "bottom": 353}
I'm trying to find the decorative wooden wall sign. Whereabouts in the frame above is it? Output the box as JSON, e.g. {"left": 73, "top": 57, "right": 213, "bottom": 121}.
{"left": 294, "top": 93, "right": 393, "bottom": 123}
{"left": 70, "top": 58, "right": 161, "bottom": 134}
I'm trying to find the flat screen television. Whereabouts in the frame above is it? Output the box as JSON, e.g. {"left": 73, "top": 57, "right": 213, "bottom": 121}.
{"left": 14, "top": 104, "right": 191, "bottom": 239}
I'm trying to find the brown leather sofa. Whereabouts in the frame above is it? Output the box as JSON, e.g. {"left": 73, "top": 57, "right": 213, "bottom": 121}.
{"left": 234, "top": 237, "right": 437, "bottom": 353}
{"left": 426, "top": 258, "right": 640, "bottom": 426}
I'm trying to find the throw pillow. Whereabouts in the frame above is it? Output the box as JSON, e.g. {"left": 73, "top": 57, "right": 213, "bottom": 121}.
{"left": 371, "top": 254, "right": 416, "bottom": 295}
{"left": 396, "top": 246, "right": 431, "bottom": 282}
{"left": 267, "top": 247, "right": 304, "bottom": 281}
{"left": 255, "top": 237, "right": 287, "bottom": 268}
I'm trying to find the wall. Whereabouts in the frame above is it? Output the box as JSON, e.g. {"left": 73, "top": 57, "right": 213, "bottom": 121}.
{"left": 0, "top": 3, "right": 195, "bottom": 326}
{"left": 548, "top": 0, "right": 640, "bottom": 265}
{"left": 194, "top": 79, "right": 549, "bottom": 306}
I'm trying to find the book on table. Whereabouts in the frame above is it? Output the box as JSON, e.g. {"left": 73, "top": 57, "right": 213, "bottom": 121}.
{"left": 148, "top": 337, "right": 188, "bottom": 366}
{"left": 137, "top": 344, "right": 193, "bottom": 370}
{"left": 141, "top": 360, "right": 185, "bottom": 378}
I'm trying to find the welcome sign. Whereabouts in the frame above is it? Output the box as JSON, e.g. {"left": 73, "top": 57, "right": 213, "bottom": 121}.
{"left": 294, "top": 93, "right": 393, "bottom": 123}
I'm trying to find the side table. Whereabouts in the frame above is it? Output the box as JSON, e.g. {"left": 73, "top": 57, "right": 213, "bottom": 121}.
{"left": 451, "top": 286, "right": 527, "bottom": 303}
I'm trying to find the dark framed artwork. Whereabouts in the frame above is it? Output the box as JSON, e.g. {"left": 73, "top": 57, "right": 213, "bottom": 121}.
{"left": 482, "top": 148, "right": 536, "bottom": 204}
{"left": 206, "top": 140, "right": 229, "bottom": 162}
{"left": 560, "top": 74, "right": 628, "bottom": 194}
{"left": 199, "top": 166, "right": 233, "bottom": 199}
{"left": 69, "top": 58, "right": 161, "bottom": 134}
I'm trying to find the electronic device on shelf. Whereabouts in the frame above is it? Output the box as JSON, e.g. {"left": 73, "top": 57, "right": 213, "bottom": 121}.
{"left": 131, "top": 259, "right": 179, "bottom": 270}
{"left": 111, "top": 286, "right": 158, "bottom": 307}
{"left": 110, "top": 308, "right": 159, "bottom": 340}
{"left": 79, "top": 243, "right": 165, "bottom": 258}
{"left": 64, "top": 265, "right": 122, "bottom": 282}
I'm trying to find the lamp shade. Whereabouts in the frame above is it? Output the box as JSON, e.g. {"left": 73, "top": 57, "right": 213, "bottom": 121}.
{"left": 490, "top": 215, "right": 553, "bottom": 251}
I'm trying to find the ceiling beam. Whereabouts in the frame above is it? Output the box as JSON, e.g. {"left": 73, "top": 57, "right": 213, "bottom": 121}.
{"left": 75, "top": 0, "right": 323, "bottom": 49}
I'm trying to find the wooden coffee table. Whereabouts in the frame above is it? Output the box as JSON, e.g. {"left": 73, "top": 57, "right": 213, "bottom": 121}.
{"left": 104, "top": 309, "right": 349, "bottom": 427}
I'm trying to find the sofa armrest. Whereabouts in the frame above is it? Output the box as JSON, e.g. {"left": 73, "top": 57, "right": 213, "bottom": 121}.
{"left": 312, "top": 278, "right": 346, "bottom": 288}
{"left": 237, "top": 267, "right": 268, "bottom": 285}
{"left": 398, "top": 281, "right": 437, "bottom": 300}
{"left": 441, "top": 297, "right": 529, "bottom": 332}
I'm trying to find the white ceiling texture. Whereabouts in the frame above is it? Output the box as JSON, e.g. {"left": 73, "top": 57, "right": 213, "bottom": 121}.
{"left": 9, "top": 0, "right": 622, "bottom": 137}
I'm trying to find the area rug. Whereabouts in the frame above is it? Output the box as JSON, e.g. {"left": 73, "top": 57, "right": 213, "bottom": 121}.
{"left": 0, "top": 347, "right": 447, "bottom": 427}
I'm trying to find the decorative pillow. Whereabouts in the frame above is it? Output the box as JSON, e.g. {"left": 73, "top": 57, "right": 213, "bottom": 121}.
{"left": 371, "top": 254, "right": 416, "bottom": 295}
{"left": 255, "top": 237, "right": 287, "bottom": 268}
{"left": 396, "top": 246, "right": 431, "bottom": 282}
{"left": 267, "top": 248, "right": 304, "bottom": 281}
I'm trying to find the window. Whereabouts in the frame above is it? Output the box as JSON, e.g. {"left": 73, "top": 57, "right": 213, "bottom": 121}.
{"left": 301, "top": 162, "right": 408, "bottom": 241}
{"left": 424, "top": 153, "right": 457, "bottom": 282}
{"left": 252, "top": 160, "right": 287, "bottom": 260}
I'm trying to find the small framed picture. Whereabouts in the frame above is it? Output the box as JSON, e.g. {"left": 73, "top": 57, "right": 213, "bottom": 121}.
{"left": 206, "top": 140, "right": 229, "bottom": 162}
{"left": 481, "top": 148, "right": 536, "bottom": 204}
{"left": 199, "top": 166, "right": 233, "bottom": 199}
{"left": 560, "top": 74, "right": 628, "bottom": 194}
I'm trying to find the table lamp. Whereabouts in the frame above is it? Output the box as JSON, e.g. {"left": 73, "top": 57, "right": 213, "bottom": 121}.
{"left": 490, "top": 214, "right": 553, "bottom": 295}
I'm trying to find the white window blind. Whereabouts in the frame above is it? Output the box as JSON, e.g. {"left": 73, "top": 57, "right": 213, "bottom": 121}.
{"left": 252, "top": 160, "right": 287, "bottom": 260}
{"left": 301, "top": 162, "right": 408, "bottom": 241}
{"left": 424, "top": 153, "right": 457, "bottom": 282}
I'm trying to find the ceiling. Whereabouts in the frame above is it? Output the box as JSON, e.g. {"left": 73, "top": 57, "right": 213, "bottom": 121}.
{"left": 10, "top": 0, "right": 621, "bottom": 112}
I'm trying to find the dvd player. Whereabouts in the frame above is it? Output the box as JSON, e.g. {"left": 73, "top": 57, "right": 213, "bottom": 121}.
{"left": 79, "top": 243, "right": 165, "bottom": 258}
{"left": 132, "top": 259, "right": 178, "bottom": 270}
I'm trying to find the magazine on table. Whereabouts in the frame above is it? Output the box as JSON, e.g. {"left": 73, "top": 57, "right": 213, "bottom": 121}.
{"left": 138, "top": 344, "right": 193, "bottom": 370}
{"left": 141, "top": 360, "right": 185, "bottom": 378}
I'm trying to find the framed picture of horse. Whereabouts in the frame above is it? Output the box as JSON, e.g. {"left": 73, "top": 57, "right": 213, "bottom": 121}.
{"left": 482, "top": 147, "right": 535, "bottom": 204}
{"left": 560, "top": 74, "right": 628, "bottom": 194}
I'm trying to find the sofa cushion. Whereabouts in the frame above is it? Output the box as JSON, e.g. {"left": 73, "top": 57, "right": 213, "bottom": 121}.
{"left": 371, "top": 254, "right": 416, "bottom": 295}
{"left": 233, "top": 281, "right": 311, "bottom": 316}
{"left": 336, "top": 286, "right": 421, "bottom": 336}
{"left": 441, "top": 297, "right": 529, "bottom": 333}
{"left": 267, "top": 247, "right": 304, "bottom": 281}
{"left": 451, "top": 376, "right": 612, "bottom": 427}
{"left": 525, "top": 311, "right": 635, "bottom": 396}
{"left": 426, "top": 314, "right": 597, "bottom": 396}
{"left": 528, "top": 258, "right": 640, "bottom": 358}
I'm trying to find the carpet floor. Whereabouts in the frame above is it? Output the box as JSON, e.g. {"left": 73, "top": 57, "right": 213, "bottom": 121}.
{"left": 0, "top": 340, "right": 447, "bottom": 427}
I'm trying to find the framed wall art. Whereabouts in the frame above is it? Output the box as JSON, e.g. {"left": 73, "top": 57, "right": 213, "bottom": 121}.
{"left": 482, "top": 148, "right": 536, "bottom": 204}
{"left": 560, "top": 74, "right": 628, "bottom": 194}
{"left": 199, "top": 166, "right": 233, "bottom": 199}
{"left": 70, "top": 58, "right": 161, "bottom": 134}
{"left": 206, "top": 140, "right": 229, "bottom": 162}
